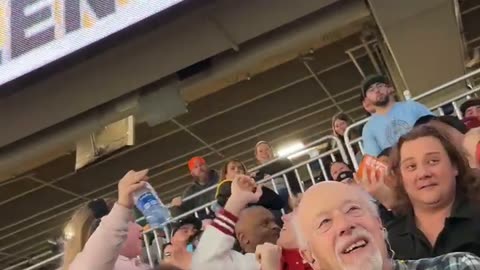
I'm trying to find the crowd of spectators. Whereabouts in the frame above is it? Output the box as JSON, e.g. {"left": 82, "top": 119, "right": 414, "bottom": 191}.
{"left": 60, "top": 74, "right": 480, "bottom": 270}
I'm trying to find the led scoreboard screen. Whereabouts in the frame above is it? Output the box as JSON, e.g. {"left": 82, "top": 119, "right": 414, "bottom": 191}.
{"left": 0, "top": 0, "right": 184, "bottom": 86}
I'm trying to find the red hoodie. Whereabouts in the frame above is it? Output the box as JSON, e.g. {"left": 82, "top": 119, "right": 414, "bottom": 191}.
{"left": 281, "top": 249, "right": 313, "bottom": 270}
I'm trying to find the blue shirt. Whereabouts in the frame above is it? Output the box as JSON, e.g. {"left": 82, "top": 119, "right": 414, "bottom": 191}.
{"left": 362, "top": 101, "right": 431, "bottom": 156}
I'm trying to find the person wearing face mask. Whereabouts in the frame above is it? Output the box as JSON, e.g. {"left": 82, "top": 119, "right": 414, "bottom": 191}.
{"left": 63, "top": 170, "right": 150, "bottom": 270}
{"left": 291, "top": 181, "right": 480, "bottom": 270}
{"left": 328, "top": 161, "right": 354, "bottom": 183}
{"left": 461, "top": 99, "right": 480, "bottom": 129}
{"left": 387, "top": 125, "right": 480, "bottom": 259}
{"left": 165, "top": 217, "right": 201, "bottom": 270}
{"left": 361, "top": 74, "right": 431, "bottom": 157}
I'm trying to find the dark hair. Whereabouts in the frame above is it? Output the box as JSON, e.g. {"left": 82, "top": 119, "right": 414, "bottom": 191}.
{"left": 390, "top": 125, "right": 480, "bottom": 215}
{"left": 378, "top": 147, "right": 392, "bottom": 158}
{"left": 437, "top": 115, "right": 469, "bottom": 134}
{"left": 414, "top": 115, "right": 468, "bottom": 134}
{"left": 220, "top": 159, "right": 248, "bottom": 180}
{"left": 414, "top": 115, "right": 437, "bottom": 127}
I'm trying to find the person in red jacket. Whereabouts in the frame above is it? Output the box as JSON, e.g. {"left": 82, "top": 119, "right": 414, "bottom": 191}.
{"left": 272, "top": 212, "right": 313, "bottom": 270}
{"left": 193, "top": 175, "right": 310, "bottom": 270}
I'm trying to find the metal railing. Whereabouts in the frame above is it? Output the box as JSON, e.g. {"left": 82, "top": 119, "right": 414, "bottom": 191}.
{"left": 134, "top": 135, "right": 347, "bottom": 223}
{"left": 140, "top": 137, "right": 349, "bottom": 267}
{"left": 344, "top": 68, "right": 480, "bottom": 169}
{"left": 17, "top": 69, "right": 480, "bottom": 270}
{"left": 18, "top": 136, "right": 347, "bottom": 270}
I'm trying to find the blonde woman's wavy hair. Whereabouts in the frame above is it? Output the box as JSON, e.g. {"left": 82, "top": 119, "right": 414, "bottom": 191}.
{"left": 62, "top": 199, "right": 115, "bottom": 270}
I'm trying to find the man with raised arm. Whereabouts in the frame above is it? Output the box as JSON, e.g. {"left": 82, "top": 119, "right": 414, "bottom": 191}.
{"left": 192, "top": 175, "right": 311, "bottom": 270}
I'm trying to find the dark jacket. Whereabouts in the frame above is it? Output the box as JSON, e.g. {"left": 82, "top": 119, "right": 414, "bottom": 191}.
{"left": 255, "top": 158, "right": 302, "bottom": 194}
{"left": 170, "top": 170, "right": 219, "bottom": 220}
{"left": 215, "top": 179, "right": 284, "bottom": 210}
{"left": 281, "top": 249, "right": 313, "bottom": 270}
{"left": 386, "top": 194, "right": 480, "bottom": 260}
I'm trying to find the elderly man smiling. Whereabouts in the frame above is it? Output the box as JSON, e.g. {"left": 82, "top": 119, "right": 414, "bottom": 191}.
{"left": 294, "top": 182, "right": 480, "bottom": 270}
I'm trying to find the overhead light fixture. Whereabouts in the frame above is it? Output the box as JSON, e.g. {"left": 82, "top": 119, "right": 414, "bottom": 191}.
{"left": 277, "top": 142, "right": 305, "bottom": 158}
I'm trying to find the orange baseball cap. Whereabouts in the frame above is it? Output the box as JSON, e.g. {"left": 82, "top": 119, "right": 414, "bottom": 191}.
{"left": 188, "top": 156, "right": 206, "bottom": 172}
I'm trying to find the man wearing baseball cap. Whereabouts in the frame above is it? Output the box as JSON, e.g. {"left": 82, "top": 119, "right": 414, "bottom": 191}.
{"left": 170, "top": 156, "right": 219, "bottom": 219}
{"left": 166, "top": 216, "right": 202, "bottom": 270}
{"left": 361, "top": 74, "right": 431, "bottom": 156}
{"left": 460, "top": 99, "right": 480, "bottom": 129}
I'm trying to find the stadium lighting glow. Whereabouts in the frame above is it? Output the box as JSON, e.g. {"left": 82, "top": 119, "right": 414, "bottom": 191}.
{"left": 64, "top": 225, "right": 75, "bottom": 240}
{"left": 277, "top": 142, "right": 305, "bottom": 158}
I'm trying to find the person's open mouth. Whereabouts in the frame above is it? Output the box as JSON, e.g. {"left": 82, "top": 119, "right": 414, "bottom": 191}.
{"left": 339, "top": 237, "right": 369, "bottom": 255}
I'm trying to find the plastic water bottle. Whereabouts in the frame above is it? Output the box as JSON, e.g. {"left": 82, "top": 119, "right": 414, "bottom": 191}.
{"left": 133, "top": 183, "right": 171, "bottom": 229}
{"left": 210, "top": 201, "right": 223, "bottom": 214}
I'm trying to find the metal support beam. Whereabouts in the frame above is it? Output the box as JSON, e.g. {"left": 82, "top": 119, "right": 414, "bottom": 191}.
{"left": 28, "top": 177, "right": 89, "bottom": 201}
{"left": 346, "top": 50, "right": 366, "bottom": 78}
{"left": 170, "top": 119, "right": 224, "bottom": 158}
{"left": 302, "top": 60, "right": 344, "bottom": 113}
{"left": 360, "top": 37, "right": 382, "bottom": 74}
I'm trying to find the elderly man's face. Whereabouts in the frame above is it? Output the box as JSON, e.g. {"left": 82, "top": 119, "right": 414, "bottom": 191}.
{"left": 297, "top": 182, "right": 387, "bottom": 270}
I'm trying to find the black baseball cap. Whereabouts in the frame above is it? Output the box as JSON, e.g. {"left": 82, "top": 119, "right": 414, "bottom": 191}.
{"left": 414, "top": 115, "right": 468, "bottom": 134}
{"left": 361, "top": 74, "right": 389, "bottom": 98}
{"left": 171, "top": 216, "right": 202, "bottom": 238}
{"left": 460, "top": 99, "right": 480, "bottom": 116}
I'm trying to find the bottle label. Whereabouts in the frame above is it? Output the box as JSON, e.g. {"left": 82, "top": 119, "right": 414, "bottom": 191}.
{"left": 136, "top": 192, "right": 159, "bottom": 212}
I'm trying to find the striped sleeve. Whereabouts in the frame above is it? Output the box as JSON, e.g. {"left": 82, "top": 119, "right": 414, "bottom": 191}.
{"left": 211, "top": 209, "right": 238, "bottom": 237}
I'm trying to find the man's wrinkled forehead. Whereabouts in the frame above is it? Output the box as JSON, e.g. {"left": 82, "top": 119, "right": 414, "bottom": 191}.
{"left": 297, "top": 183, "right": 370, "bottom": 222}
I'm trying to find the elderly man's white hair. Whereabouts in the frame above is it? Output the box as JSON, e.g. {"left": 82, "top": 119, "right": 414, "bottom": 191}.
{"left": 292, "top": 185, "right": 380, "bottom": 250}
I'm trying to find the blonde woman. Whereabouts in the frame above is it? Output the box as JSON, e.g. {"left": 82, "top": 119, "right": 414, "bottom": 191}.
{"left": 63, "top": 170, "right": 151, "bottom": 270}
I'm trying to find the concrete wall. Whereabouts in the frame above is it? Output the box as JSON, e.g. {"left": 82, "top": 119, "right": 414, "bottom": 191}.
{"left": 369, "top": 0, "right": 466, "bottom": 106}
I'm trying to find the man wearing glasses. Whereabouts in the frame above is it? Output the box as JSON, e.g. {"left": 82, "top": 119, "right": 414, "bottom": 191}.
{"left": 360, "top": 75, "right": 431, "bottom": 156}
